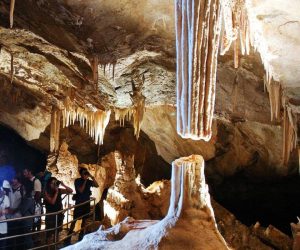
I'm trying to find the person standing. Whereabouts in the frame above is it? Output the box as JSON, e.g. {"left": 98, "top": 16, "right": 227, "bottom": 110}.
{"left": 23, "top": 168, "right": 42, "bottom": 232}
{"left": 0, "top": 183, "right": 10, "bottom": 250}
{"left": 19, "top": 180, "right": 35, "bottom": 250}
{"left": 66, "top": 168, "right": 98, "bottom": 244}
{"left": 7, "top": 176, "right": 23, "bottom": 249}
{"left": 44, "top": 177, "right": 72, "bottom": 244}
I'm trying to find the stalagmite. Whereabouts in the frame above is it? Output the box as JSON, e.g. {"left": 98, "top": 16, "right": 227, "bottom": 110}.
{"left": 66, "top": 155, "right": 228, "bottom": 249}
{"left": 50, "top": 107, "right": 61, "bottom": 152}
{"left": 282, "top": 106, "right": 297, "bottom": 165}
{"left": 175, "top": 0, "right": 222, "bottom": 141}
{"left": 10, "top": 0, "right": 15, "bottom": 29}
{"left": 61, "top": 98, "right": 111, "bottom": 145}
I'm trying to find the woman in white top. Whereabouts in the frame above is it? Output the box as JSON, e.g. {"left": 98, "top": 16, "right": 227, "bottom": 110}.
{"left": 0, "top": 185, "right": 10, "bottom": 250}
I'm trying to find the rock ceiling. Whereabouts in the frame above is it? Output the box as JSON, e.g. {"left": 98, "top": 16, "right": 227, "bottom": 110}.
{"left": 0, "top": 0, "right": 299, "bottom": 174}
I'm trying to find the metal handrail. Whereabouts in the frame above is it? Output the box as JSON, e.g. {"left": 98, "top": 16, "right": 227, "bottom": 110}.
{"left": 1, "top": 196, "right": 95, "bottom": 223}
{"left": 0, "top": 195, "right": 97, "bottom": 249}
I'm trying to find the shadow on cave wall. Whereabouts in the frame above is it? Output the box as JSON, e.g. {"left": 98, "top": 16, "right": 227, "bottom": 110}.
{"left": 0, "top": 123, "right": 47, "bottom": 176}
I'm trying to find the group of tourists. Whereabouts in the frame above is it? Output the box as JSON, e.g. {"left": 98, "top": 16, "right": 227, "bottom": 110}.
{"left": 0, "top": 167, "right": 99, "bottom": 249}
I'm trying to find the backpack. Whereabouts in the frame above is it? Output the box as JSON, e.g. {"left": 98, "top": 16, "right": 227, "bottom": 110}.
{"left": 32, "top": 177, "right": 44, "bottom": 224}
{"left": 35, "top": 171, "right": 52, "bottom": 196}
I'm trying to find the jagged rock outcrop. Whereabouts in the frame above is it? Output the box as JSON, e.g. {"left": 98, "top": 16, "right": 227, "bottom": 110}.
{"left": 212, "top": 200, "right": 279, "bottom": 250}
{"left": 47, "top": 142, "right": 115, "bottom": 203}
{"left": 47, "top": 142, "right": 79, "bottom": 190}
{"left": 104, "top": 151, "right": 170, "bottom": 225}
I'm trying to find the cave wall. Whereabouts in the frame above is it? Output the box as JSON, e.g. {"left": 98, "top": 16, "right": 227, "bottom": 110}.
{"left": 0, "top": 124, "right": 46, "bottom": 175}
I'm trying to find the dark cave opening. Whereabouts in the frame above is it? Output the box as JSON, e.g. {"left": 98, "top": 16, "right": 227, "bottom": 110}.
{"left": 0, "top": 124, "right": 47, "bottom": 179}
{"left": 209, "top": 173, "right": 300, "bottom": 236}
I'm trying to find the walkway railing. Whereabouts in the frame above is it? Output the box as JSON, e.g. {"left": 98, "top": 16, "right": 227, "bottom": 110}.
{"left": 0, "top": 195, "right": 96, "bottom": 249}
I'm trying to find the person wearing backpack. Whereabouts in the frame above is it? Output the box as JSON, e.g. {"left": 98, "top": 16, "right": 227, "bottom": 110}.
{"left": 36, "top": 170, "right": 52, "bottom": 195}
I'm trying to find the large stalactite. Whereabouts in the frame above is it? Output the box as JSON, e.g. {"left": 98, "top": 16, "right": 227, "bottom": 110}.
{"left": 50, "top": 107, "right": 61, "bottom": 152}
{"left": 175, "top": 0, "right": 222, "bottom": 141}
{"left": 282, "top": 106, "right": 297, "bottom": 166}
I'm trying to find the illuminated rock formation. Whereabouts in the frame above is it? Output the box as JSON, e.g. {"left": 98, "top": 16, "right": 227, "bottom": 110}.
{"left": 175, "top": 0, "right": 222, "bottom": 141}
{"left": 47, "top": 142, "right": 79, "bottom": 191}
{"left": 47, "top": 142, "right": 115, "bottom": 203}
{"left": 114, "top": 75, "right": 146, "bottom": 139}
{"left": 221, "top": 0, "right": 250, "bottom": 67}
{"left": 62, "top": 97, "right": 111, "bottom": 145}
{"left": 104, "top": 151, "right": 156, "bottom": 225}
{"left": 66, "top": 155, "right": 228, "bottom": 250}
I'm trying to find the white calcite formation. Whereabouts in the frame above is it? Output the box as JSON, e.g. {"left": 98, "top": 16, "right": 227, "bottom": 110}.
{"left": 221, "top": 0, "right": 251, "bottom": 68}
{"left": 114, "top": 77, "right": 146, "bottom": 139}
{"left": 175, "top": 0, "right": 222, "bottom": 141}
{"left": 65, "top": 155, "right": 228, "bottom": 250}
{"left": 62, "top": 97, "right": 111, "bottom": 146}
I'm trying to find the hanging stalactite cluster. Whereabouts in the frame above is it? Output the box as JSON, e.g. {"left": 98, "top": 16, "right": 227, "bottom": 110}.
{"left": 114, "top": 108, "right": 133, "bottom": 127}
{"left": 220, "top": 0, "right": 250, "bottom": 68}
{"left": 61, "top": 98, "right": 111, "bottom": 145}
{"left": 49, "top": 97, "right": 111, "bottom": 152}
{"left": 114, "top": 76, "right": 146, "bottom": 140}
{"left": 175, "top": 0, "right": 222, "bottom": 141}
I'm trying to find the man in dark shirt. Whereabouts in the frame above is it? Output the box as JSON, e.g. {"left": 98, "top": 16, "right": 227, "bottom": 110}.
{"left": 66, "top": 168, "right": 98, "bottom": 244}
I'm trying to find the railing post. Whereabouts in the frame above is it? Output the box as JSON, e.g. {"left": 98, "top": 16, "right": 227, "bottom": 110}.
{"left": 54, "top": 214, "right": 58, "bottom": 250}
{"left": 93, "top": 198, "right": 96, "bottom": 223}
{"left": 66, "top": 195, "right": 69, "bottom": 229}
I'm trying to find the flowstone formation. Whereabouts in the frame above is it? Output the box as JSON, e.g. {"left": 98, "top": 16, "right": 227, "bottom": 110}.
{"left": 66, "top": 155, "right": 228, "bottom": 250}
